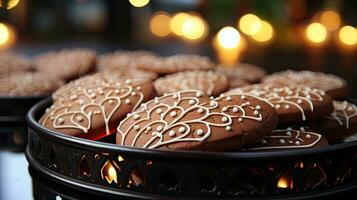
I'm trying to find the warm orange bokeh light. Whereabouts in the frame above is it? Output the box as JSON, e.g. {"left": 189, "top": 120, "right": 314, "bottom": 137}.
{"left": 181, "top": 15, "right": 208, "bottom": 41}
{"left": 238, "top": 14, "right": 262, "bottom": 35}
{"left": 129, "top": 0, "right": 149, "bottom": 8}
{"left": 0, "top": 23, "right": 16, "bottom": 50}
{"left": 338, "top": 25, "right": 357, "bottom": 46}
{"left": 170, "top": 12, "right": 191, "bottom": 36}
{"left": 150, "top": 12, "right": 171, "bottom": 37}
{"left": 0, "top": 0, "right": 20, "bottom": 9}
{"left": 305, "top": 23, "right": 328, "bottom": 44}
{"left": 320, "top": 10, "right": 341, "bottom": 31}
{"left": 251, "top": 20, "right": 274, "bottom": 43}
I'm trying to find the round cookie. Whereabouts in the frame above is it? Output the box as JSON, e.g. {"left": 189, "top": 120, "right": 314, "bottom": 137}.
{"left": 225, "top": 83, "right": 333, "bottom": 124}
{"left": 34, "top": 48, "right": 96, "bottom": 81}
{"left": 154, "top": 71, "right": 229, "bottom": 96}
{"left": 97, "top": 50, "right": 156, "bottom": 71}
{"left": 0, "top": 52, "right": 33, "bottom": 75}
{"left": 138, "top": 54, "right": 214, "bottom": 75}
{"left": 116, "top": 90, "right": 278, "bottom": 151}
{"left": 310, "top": 100, "right": 357, "bottom": 140}
{"left": 101, "top": 66, "right": 158, "bottom": 81}
{"left": 41, "top": 78, "right": 155, "bottom": 141}
{"left": 262, "top": 70, "right": 348, "bottom": 99}
{"left": 217, "top": 63, "right": 266, "bottom": 86}
{"left": 247, "top": 127, "right": 329, "bottom": 151}
{"left": 0, "top": 72, "right": 64, "bottom": 97}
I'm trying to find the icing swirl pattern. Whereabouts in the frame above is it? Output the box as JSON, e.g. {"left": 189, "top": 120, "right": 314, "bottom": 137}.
{"left": 325, "top": 101, "right": 357, "bottom": 129}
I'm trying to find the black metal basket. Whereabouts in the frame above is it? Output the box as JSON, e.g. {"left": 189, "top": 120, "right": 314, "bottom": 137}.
{"left": 26, "top": 98, "right": 357, "bottom": 199}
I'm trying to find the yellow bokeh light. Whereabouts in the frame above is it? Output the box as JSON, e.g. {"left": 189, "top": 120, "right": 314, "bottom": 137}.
{"left": 0, "top": 23, "right": 9, "bottom": 45}
{"left": 0, "top": 23, "right": 16, "bottom": 49}
{"left": 217, "top": 26, "right": 241, "bottom": 49}
{"left": 0, "top": 0, "right": 20, "bottom": 9}
{"left": 238, "top": 14, "right": 262, "bottom": 35}
{"left": 181, "top": 15, "right": 207, "bottom": 41}
{"left": 251, "top": 20, "right": 274, "bottom": 43}
{"left": 150, "top": 12, "right": 171, "bottom": 37}
{"left": 320, "top": 10, "right": 340, "bottom": 31}
{"left": 338, "top": 25, "right": 357, "bottom": 46}
{"left": 170, "top": 12, "right": 190, "bottom": 36}
{"left": 128, "top": 0, "right": 149, "bottom": 8}
{"left": 306, "top": 23, "right": 328, "bottom": 44}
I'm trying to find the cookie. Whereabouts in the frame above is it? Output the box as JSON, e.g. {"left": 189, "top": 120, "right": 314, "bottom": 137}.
{"left": 225, "top": 83, "right": 333, "bottom": 124}
{"left": 246, "top": 127, "right": 329, "bottom": 151}
{"left": 116, "top": 90, "right": 278, "bottom": 151}
{"left": 41, "top": 78, "right": 155, "bottom": 140}
{"left": 0, "top": 72, "right": 64, "bottom": 97}
{"left": 216, "top": 63, "right": 266, "bottom": 86}
{"left": 34, "top": 48, "right": 96, "bottom": 81}
{"left": 343, "top": 133, "right": 357, "bottom": 143}
{"left": 153, "top": 71, "right": 229, "bottom": 96}
{"left": 310, "top": 100, "right": 357, "bottom": 140}
{"left": 0, "top": 52, "right": 33, "bottom": 75}
{"left": 101, "top": 66, "right": 158, "bottom": 81}
{"left": 262, "top": 70, "right": 348, "bottom": 99}
{"left": 97, "top": 50, "right": 156, "bottom": 71}
{"left": 138, "top": 54, "right": 214, "bottom": 75}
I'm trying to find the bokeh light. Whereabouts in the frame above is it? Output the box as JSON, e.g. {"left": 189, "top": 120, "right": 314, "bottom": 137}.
{"left": 128, "top": 0, "right": 149, "bottom": 8}
{"left": 170, "top": 12, "right": 191, "bottom": 36}
{"left": 305, "top": 23, "right": 328, "bottom": 44}
{"left": 0, "top": 0, "right": 20, "bottom": 9}
{"left": 150, "top": 12, "right": 171, "bottom": 37}
{"left": 320, "top": 10, "right": 341, "bottom": 31}
{"left": 238, "top": 14, "right": 262, "bottom": 35}
{"left": 0, "top": 22, "right": 16, "bottom": 49}
{"left": 217, "top": 26, "right": 241, "bottom": 49}
{"left": 251, "top": 20, "right": 274, "bottom": 43}
{"left": 338, "top": 25, "right": 357, "bottom": 46}
{"left": 181, "top": 15, "right": 207, "bottom": 41}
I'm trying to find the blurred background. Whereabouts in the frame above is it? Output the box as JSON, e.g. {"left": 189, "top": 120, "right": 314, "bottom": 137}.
{"left": 0, "top": 0, "right": 356, "bottom": 96}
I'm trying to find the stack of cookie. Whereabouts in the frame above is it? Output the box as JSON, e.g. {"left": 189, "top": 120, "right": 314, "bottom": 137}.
{"left": 38, "top": 49, "right": 356, "bottom": 152}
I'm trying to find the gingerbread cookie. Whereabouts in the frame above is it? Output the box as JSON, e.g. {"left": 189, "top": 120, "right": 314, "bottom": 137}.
{"left": 262, "top": 70, "right": 347, "bottom": 99}
{"left": 0, "top": 72, "right": 64, "bottom": 97}
{"left": 310, "top": 100, "right": 357, "bottom": 140}
{"left": 154, "top": 71, "right": 229, "bottom": 96}
{"left": 34, "top": 48, "right": 96, "bottom": 81}
{"left": 116, "top": 90, "right": 278, "bottom": 151}
{"left": 0, "top": 52, "right": 33, "bottom": 75}
{"left": 97, "top": 50, "right": 156, "bottom": 71}
{"left": 247, "top": 127, "right": 329, "bottom": 151}
{"left": 217, "top": 63, "right": 266, "bottom": 86}
{"left": 138, "top": 54, "right": 214, "bottom": 75}
{"left": 41, "top": 78, "right": 155, "bottom": 140}
{"left": 225, "top": 83, "right": 333, "bottom": 124}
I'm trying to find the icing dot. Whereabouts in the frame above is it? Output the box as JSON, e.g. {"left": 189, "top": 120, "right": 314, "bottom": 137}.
{"left": 178, "top": 127, "right": 186, "bottom": 133}
{"left": 156, "top": 109, "right": 162, "bottom": 114}
{"left": 226, "top": 96, "right": 232, "bottom": 101}
{"left": 287, "top": 91, "right": 293, "bottom": 95}
{"left": 219, "top": 94, "right": 224, "bottom": 98}
{"left": 284, "top": 105, "right": 290, "bottom": 109}
{"left": 232, "top": 107, "right": 239, "bottom": 113}
{"left": 45, "top": 108, "right": 50, "bottom": 112}
{"left": 222, "top": 117, "right": 228, "bottom": 122}
{"left": 125, "top": 79, "right": 132, "bottom": 84}
{"left": 210, "top": 101, "right": 216, "bottom": 107}
{"left": 279, "top": 139, "right": 285, "bottom": 144}
{"left": 170, "top": 111, "right": 177, "bottom": 117}
{"left": 196, "top": 91, "right": 203, "bottom": 97}
{"left": 261, "top": 139, "right": 267, "bottom": 144}
{"left": 222, "top": 107, "right": 228, "bottom": 112}
{"left": 255, "top": 105, "right": 261, "bottom": 110}
{"left": 88, "top": 89, "right": 93, "bottom": 93}
{"left": 154, "top": 98, "right": 159, "bottom": 104}
{"left": 196, "top": 129, "right": 204, "bottom": 135}
{"left": 225, "top": 126, "right": 232, "bottom": 131}
{"left": 169, "top": 131, "right": 175, "bottom": 137}
{"left": 98, "top": 90, "right": 104, "bottom": 95}
{"left": 133, "top": 114, "right": 140, "bottom": 120}
{"left": 288, "top": 141, "right": 293, "bottom": 144}
{"left": 305, "top": 134, "right": 311, "bottom": 139}
{"left": 134, "top": 125, "right": 140, "bottom": 131}
{"left": 136, "top": 86, "right": 141, "bottom": 90}
{"left": 297, "top": 99, "right": 303, "bottom": 104}
{"left": 76, "top": 116, "right": 83, "bottom": 122}
{"left": 156, "top": 126, "right": 163, "bottom": 131}
{"left": 275, "top": 104, "right": 281, "bottom": 109}
{"left": 94, "top": 111, "right": 101, "bottom": 115}
{"left": 50, "top": 105, "right": 55, "bottom": 109}
{"left": 152, "top": 132, "right": 157, "bottom": 136}
{"left": 348, "top": 106, "right": 354, "bottom": 111}
{"left": 300, "top": 127, "right": 305, "bottom": 131}
{"left": 306, "top": 95, "right": 311, "bottom": 99}
{"left": 188, "top": 100, "right": 195, "bottom": 105}
{"left": 286, "top": 131, "right": 292, "bottom": 136}
{"left": 241, "top": 95, "right": 246, "bottom": 100}
{"left": 109, "top": 100, "right": 114, "bottom": 105}
{"left": 295, "top": 141, "right": 301, "bottom": 145}
{"left": 173, "top": 94, "right": 178, "bottom": 99}
{"left": 146, "top": 126, "right": 152, "bottom": 131}
{"left": 78, "top": 99, "right": 85, "bottom": 105}
{"left": 131, "top": 92, "right": 136, "bottom": 96}
{"left": 114, "top": 89, "right": 120, "bottom": 94}
{"left": 58, "top": 118, "right": 64, "bottom": 125}
{"left": 125, "top": 99, "right": 131, "bottom": 104}
{"left": 287, "top": 127, "right": 292, "bottom": 131}
{"left": 246, "top": 102, "right": 251, "bottom": 106}
{"left": 197, "top": 108, "right": 204, "bottom": 113}
{"left": 210, "top": 96, "right": 214, "bottom": 100}
{"left": 238, "top": 118, "right": 243, "bottom": 122}
{"left": 253, "top": 110, "right": 259, "bottom": 115}
{"left": 70, "top": 95, "right": 77, "bottom": 100}
{"left": 163, "top": 93, "right": 168, "bottom": 96}
{"left": 121, "top": 89, "right": 126, "bottom": 92}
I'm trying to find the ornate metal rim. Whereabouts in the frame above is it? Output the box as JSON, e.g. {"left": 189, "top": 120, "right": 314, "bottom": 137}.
{"left": 27, "top": 98, "right": 357, "bottom": 160}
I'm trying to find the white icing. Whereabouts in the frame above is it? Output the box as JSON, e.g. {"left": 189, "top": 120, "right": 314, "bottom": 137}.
{"left": 325, "top": 101, "right": 357, "bottom": 129}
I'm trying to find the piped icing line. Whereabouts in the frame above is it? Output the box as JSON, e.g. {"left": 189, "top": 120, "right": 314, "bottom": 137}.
{"left": 325, "top": 101, "right": 357, "bottom": 129}
{"left": 117, "top": 90, "right": 265, "bottom": 149}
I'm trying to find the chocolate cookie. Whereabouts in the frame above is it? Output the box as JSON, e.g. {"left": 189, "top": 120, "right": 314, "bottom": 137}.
{"left": 0, "top": 72, "right": 64, "bottom": 97}
{"left": 0, "top": 52, "right": 33, "bottom": 75}
{"left": 262, "top": 70, "right": 347, "bottom": 99}
{"left": 217, "top": 63, "right": 266, "bottom": 86}
{"left": 225, "top": 83, "right": 333, "bottom": 124}
{"left": 154, "top": 71, "right": 229, "bottom": 96}
{"left": 34, "top": 48, "right": 96, "bottom": 81}
{"left": 247, "top": 127, "right": 329, "bottom": 151}
{"left": 343, "top": 133, "right": 357, "bottom": 143}
{"left": 138, "top": 54, "right": 214, "bottom": 75}
{"left": 310, "top": 100, "right": 357, "bottom": 140}
{"left": 41, "top": 78, "right": 155, "bottom": 140}
{"left": 97, "top": 50, "right": 156, "bottom": 71}
{"left": 116, "top": 90, "right": 278, "bottom": 151}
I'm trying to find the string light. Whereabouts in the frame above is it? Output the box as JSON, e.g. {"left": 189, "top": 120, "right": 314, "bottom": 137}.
{"left": 217, "top": 26, "right": 241, "bottom": 49}
{"left": 0, "top": 0, "right": 20, "bottom": 9}
{"left": 170, "top": 12, "right": 191, "bottom": 36}
{"left": 320, "top": 10, "right": 341, "bottom": 31}
{"left": 305, "top": 22, "right": 328, "bottom": 44}
{"left": 238, "top": 14, "right": 262, "bottom": 35}
{"left": 150, "top": 12, "right": 171, "bottom": 37}
{"left": 338, "top": 25, "right": 357, "bottom": 46}
{"left": 128, "top": 0, "right": 149, "bottom": 8}
{"left": 181, "top": 15, "right": 207, "bottom": 41}
{"left": 251, "top": 20, "right": 274, "bottom": 43}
